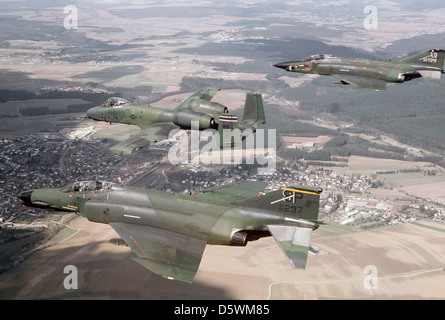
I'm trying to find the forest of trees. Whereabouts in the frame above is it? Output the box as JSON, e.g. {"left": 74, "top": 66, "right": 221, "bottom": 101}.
{"left": 277, "top": 76, "right": 445, "bottom": 157}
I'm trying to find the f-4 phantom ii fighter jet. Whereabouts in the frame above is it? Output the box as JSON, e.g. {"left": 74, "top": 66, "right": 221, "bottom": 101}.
{"left": 274, "top": 49, "right": 445, "bottom": 90}
{"left": 86, "top": 87, "right": 266, "bottom": 154}
{"left": 19, "top": 180, "right": 322, "bottom": 283}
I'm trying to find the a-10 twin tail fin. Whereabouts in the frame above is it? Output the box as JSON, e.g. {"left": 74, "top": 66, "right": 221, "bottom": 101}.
{"left": 218, "top": 93, "right": 266, "bottom": 148}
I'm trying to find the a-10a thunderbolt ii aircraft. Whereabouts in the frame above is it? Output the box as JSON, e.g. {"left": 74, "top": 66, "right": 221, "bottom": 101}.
{"left": 19, "top": 180, "right": 322, "bottom": 282}
{"left": 86, "top": 87, "right": 266, "bottom": 154}
{"left": 274, "top": 49, "right": 445, "bottom": 90}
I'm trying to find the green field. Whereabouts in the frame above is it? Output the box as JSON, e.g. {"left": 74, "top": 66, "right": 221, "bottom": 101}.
{"left": 411, "top": 222, "right": 445, "bottom": 234}
{"left": 379, "top": 171, "right": 445, "bottom": 188}
{"left": 47, "top": 227, "right": 79, "bottom": 246}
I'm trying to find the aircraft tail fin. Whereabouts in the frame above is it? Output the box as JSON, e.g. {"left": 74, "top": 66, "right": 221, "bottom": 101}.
{"left": 217, "top": 93, "right": 266, "bottom": 148}
{"left": 400, "top": 49, "right": 445, "bottom": 69}
{"left": 240, "top": 185, "right": 323, "bottom": 269}
{"left": 241, "top": 93, "right": 266, "bottom": 125}
{"left": 199, "top": 183, "right": 322, "bottom": 269}
{"left": 237, "top": 93, "right": 266, "bottom": 140}
{"left": 241, "top": 185, "right": 323, "bottom": 223}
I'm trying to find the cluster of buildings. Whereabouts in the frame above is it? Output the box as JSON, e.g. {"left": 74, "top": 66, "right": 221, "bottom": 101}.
{"left": 60, "top": 126, "right": 95, "bottom": 140}
{"left": 433, "top": 210, "right": 445, "bottom": 223}
{"left": 0, "top": 133, "right": 121, "bottom": 222}
{"left": 9, "top": 50, "right": 124, "bottom": 64}
{"left": 39, "top": 86, "right": 106, "bottom": 94}
{"left": 205, "top": 26, "right": 269, "bottom": 43}
{"left": 178, "top": 163, "right": 427, "bottom": 228}
{"left": 331, "top": 196, "right": 417, "bottom": 226}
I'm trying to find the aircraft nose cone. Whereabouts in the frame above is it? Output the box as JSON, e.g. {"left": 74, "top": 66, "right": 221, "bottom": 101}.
{"left": 86, "top": 107, "right": 101, "bottom": 120}
{"left": 273, "top": 61, "right": 297, "bottom": 71}
{"left": 19, "top": 190, "right": 33, "bottom": 206}
{"left": 273, "top": 62, "right": 288, "bottom": 69}
{"left": 86, "top": 108, "right": 95, "bottom": 119}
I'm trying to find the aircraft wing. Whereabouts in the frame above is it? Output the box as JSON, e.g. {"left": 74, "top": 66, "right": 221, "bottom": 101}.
{"left": 332, "top": 74, "right": 387, "bottom": 90}
{"left": 110, "top": 222, "right": 207, "bottom": 282}
{"left": 189, "top": 180, "right": 269, "bottom": 204}
{"left": 175, "top": 87, "right": 221, "bottom": 110}
{"left": 109, "top": 123, "right": 179, "bottom": 155}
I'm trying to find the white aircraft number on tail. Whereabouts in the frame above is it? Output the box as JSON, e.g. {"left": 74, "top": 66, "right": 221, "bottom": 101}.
{"left": 420, "top": 51, "right": 438, "bottom": 63}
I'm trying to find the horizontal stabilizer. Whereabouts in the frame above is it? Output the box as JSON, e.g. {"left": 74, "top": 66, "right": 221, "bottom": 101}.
{"left": 267, "top": 225, "right": 313, "bottom": 269}
{"left": 418, "top": 70, "right": 442, "bottom": 87}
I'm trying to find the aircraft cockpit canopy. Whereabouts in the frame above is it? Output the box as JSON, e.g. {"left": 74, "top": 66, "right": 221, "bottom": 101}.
{"left": 103, "top": 97, "right": 130, "bottom": 108}
{"left": 61, "top": 180, "right": 114, "bottom": 193}
{"left": 305, "top": 54, "right": 334, "bottom": 61}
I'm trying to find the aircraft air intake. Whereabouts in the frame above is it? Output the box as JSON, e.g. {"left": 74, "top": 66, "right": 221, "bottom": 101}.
{"left": 188, "top": 99, "right": 229, "bottom": 115}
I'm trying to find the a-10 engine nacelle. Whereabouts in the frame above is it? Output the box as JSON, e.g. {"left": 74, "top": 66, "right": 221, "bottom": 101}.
{"left": 188, "top": 99, "right": 229, "bottom": 116}
{"left": 173, "top": 109, "right": 217, "bottom": 130}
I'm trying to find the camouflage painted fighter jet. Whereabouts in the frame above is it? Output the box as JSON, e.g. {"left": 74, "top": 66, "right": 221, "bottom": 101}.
{"left": 86, "top": 87, "right": 266, "bottom": 154}
{"left": 274, "top": 49, "right": 445, "bottom": 90}
{"left": 19, "top": 180, "right": 322, "bottom": 282}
